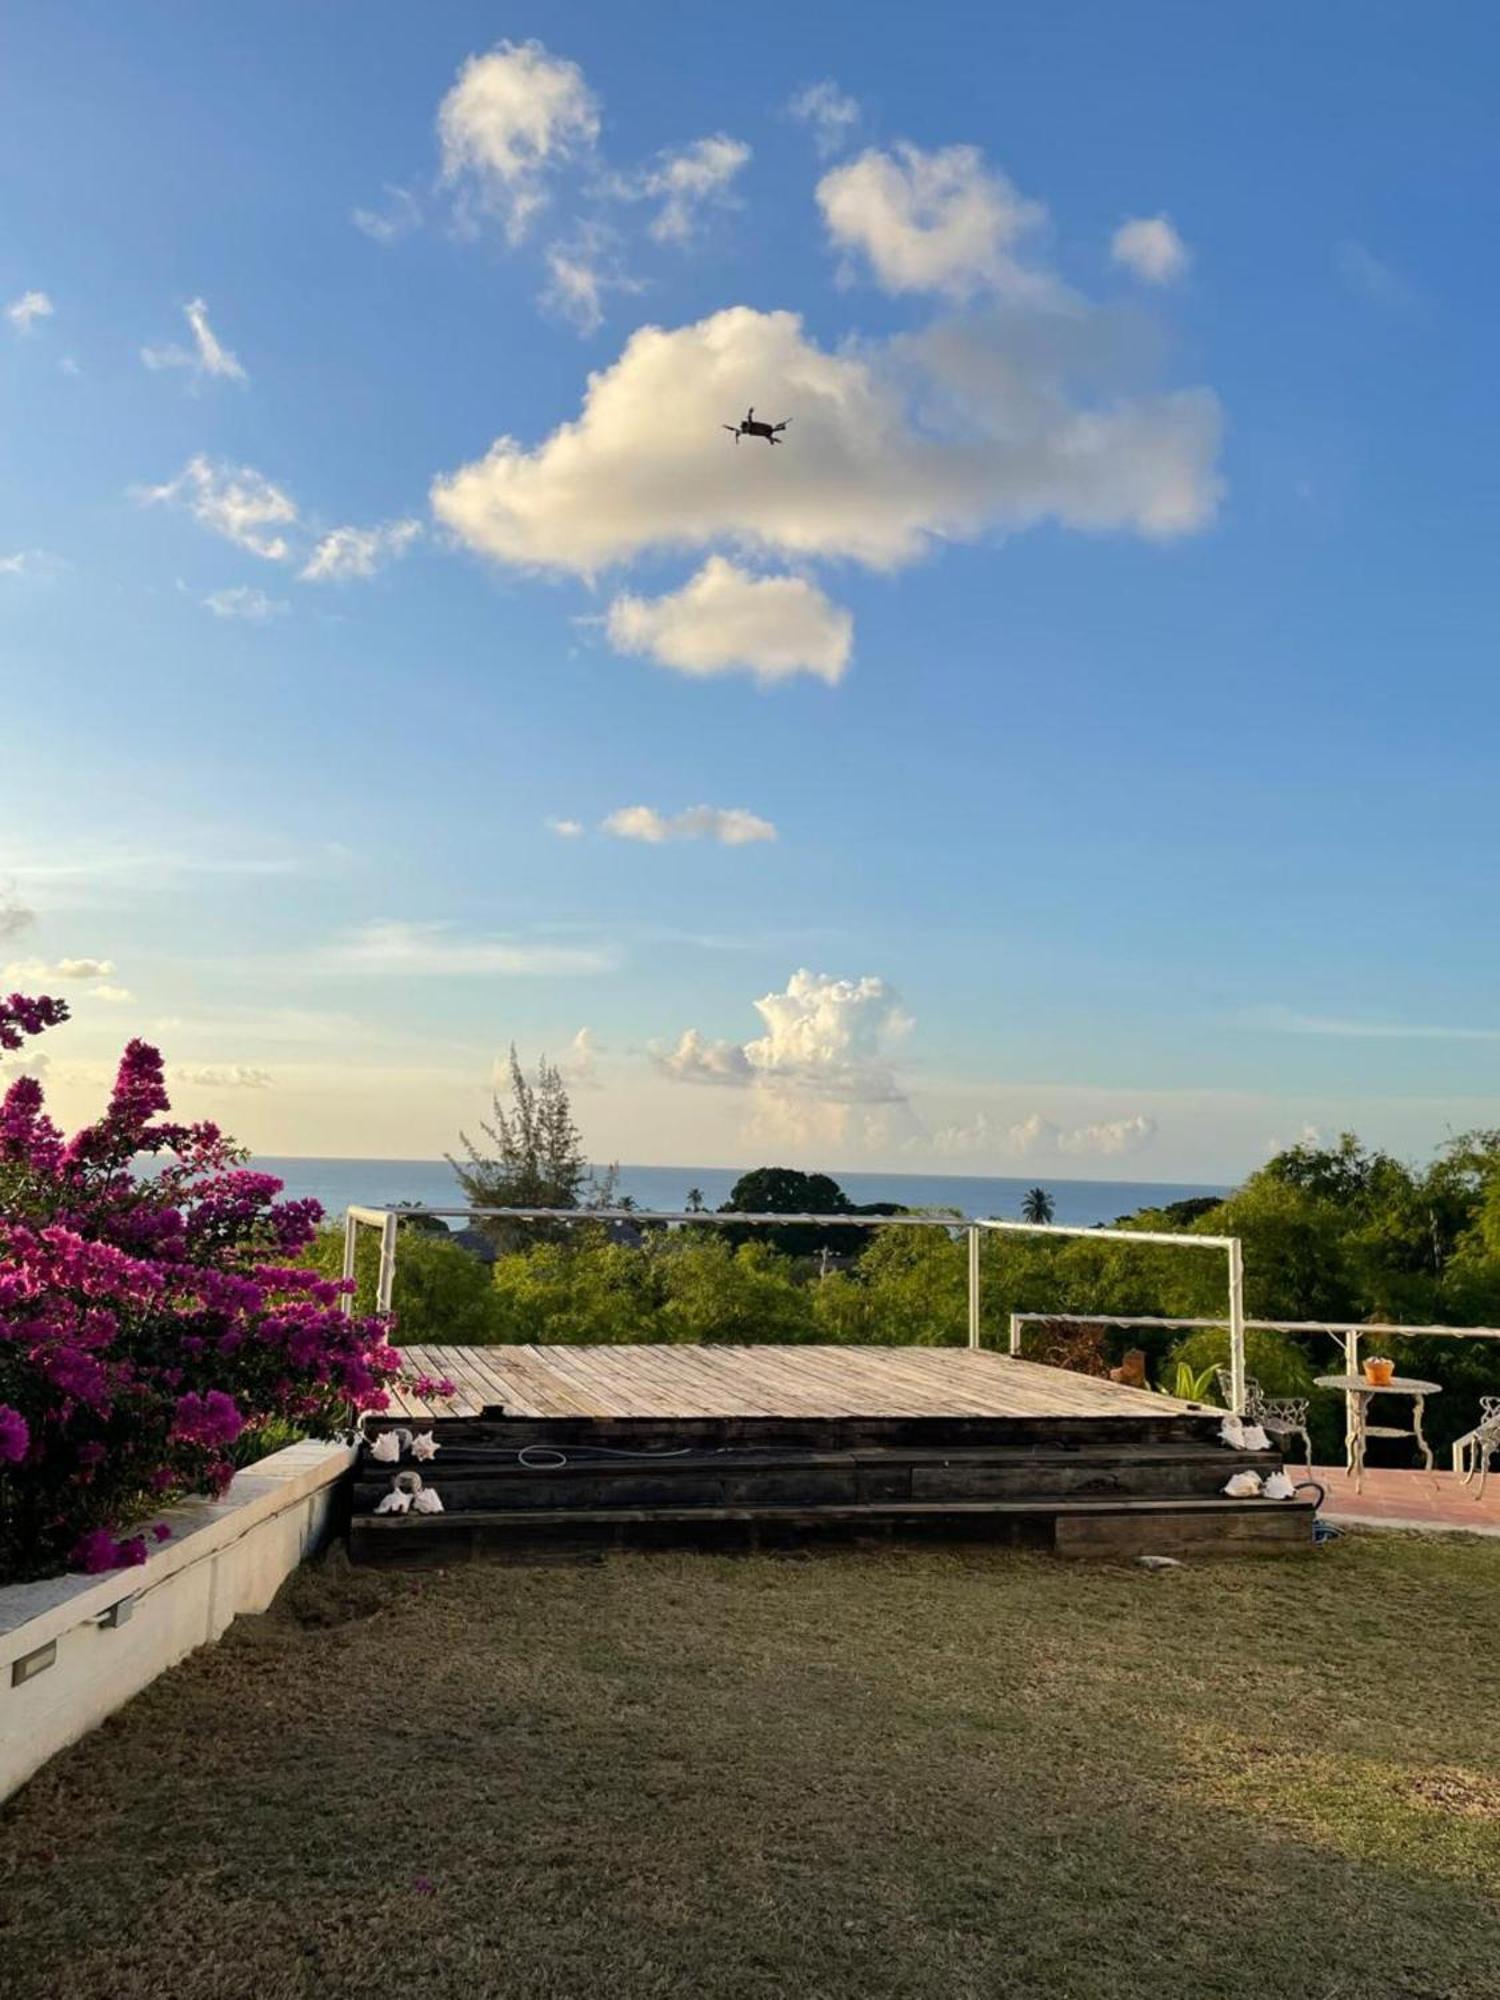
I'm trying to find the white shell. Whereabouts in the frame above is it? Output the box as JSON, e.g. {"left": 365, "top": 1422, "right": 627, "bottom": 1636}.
{"left": 374, "top": 1488, "right": 412, "bottom": 1514}
{"left": 1223, "top": 1470, "right": 1264, "bottom": 1498}
{"left": 410, "top": 1431, "right": 440, "bottom": 1461}
{"left": 1239, "top": 1423, "right": 1272, "bottom": 1452}
{"left": 1218, "top": 1415, "right": 1246, "bottom": 1449}
{"left": 411, "top": 1487, "right": 444, "bottom": 1514}
{"left": 369, "top": 1431, "right": 401, "bottom": 1462}
{"left": 1262, "top": 1470, "right": 1296, "bottom": 1500}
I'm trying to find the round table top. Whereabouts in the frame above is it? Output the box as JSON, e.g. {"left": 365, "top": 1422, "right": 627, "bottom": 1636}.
{"left": 1314, "top": 1374, "right": 1442, "bottom": 1395}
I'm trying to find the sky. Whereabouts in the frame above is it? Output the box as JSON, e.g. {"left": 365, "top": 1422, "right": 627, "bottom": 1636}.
{"left": 4, "top": 1, "right": 1500, "bottom": 1184}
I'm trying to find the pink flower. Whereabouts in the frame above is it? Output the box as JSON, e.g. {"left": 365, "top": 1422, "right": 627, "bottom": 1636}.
{"left": 170, "top": 1389, "right": 245, "bottom": 1449}
{"left": 151, "top": 1522, "right": 172, "bottom": 1543}
{"left": 0, "top": 1405, "right": 29, "bottom": 1465}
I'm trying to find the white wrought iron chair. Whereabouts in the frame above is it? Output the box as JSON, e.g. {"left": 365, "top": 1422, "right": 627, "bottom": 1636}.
{"left": 1215, "top": 1368, "right": 1313, "bottom": 1469}
{"left": 1453, "top": 1396, "right": 1500, "bottom": 1500}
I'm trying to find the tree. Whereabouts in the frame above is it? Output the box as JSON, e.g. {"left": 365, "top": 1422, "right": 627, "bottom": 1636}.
{"left": 450, "top": 1046, "right": 590, "bottom": 1249}
{"left": 719, "top": 1166, "right": 858, "bottom": 1259}
{"left": 685, "top": 1187, "right": 706, "bottom": 1213}
{"left": 1021, "top": 1186, "right": 1055, "bottom": 1225}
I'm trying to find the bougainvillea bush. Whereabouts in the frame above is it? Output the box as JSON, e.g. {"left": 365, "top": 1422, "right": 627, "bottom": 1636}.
{"left": 0, "top": 992, "right": 403, "bottom": 1585}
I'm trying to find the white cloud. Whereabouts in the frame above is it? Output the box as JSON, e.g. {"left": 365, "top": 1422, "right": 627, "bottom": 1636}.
{"left": 1337, "top": 241, "right": 1413, "bottom": 309}
{"left": 299, "top": 518, "right": 421, "bottom": 583}
{"left": 609, "top": 134, "right": 751, "bottom": 244}
{"left": 438, "top": 38, "right": 599, "bottom": 241}
{"left": 605, "top": 558, "right": 852, "bottom": 686}
{"left": 926, "top": 1108, "right": 1157, "bottom": 1160}
{"left": 602, "top": 804, "right": 777, "bottom": 846}
{"left": 204, "top": 585, "right": 289, "bottom": 620}
{"left": 432, "top": 304, "right": 1219, "bottom": 579}
{"left": 141, "top": 298, "right": 246, "bottom": 382}
{"left": 4, "top": 956, "right": 115, "bottom": 981}
{"left": 332, "top": 920, "right": 611, "bottom": 977}
{"left": 1057, "top": 1113, "right": 1156, "bottom": 1157}
{"left": 7, "top": 290, "right": 54, "bottom": 333}
{"left": 0, "top": 893, "right": 36, "bottom": 941}
{"left": 788, "top": 81, "right": 860, "bottom": 157}
{"left": 540, "top": 221, "right": 641, "bottom": 335}
{"left": 173, "top": 1064, "right": 273, "bottom": 1089}
{"left": 816, "top": 143, "right": 1056, "bottom": 301}
{"left": 0, "top": 549, "right": 67, "bottom": 582}
{"left": 1111, "top": 216, "right": 1189, "bottom": 286}
{"left": 90, "top": 984, "right": 133, "bottom": 1004}
{"left": 1243, "top": 1003, "right": 1500, "bottom": 1042}
{"left": 547, "top": 817, "right": 585, "bottom": 838}
{"left": 659, "top": 970, "right": 911, "bottom": 1114}
{"left": 140, "top": 455, "right": 298, "bottom": 561}
{"left": 352, "top": 184, "right": 423, "bottom": 243}
{"left": 559, "top": 1026, "right": 599, "bottom": 1088}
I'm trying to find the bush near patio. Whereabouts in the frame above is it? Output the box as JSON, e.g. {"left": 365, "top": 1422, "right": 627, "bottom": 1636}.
{"left": 0, "top": 992, "right": 402, "bottom": 1585}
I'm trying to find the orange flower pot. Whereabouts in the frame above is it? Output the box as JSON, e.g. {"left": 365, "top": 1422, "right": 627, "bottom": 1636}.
{"left": 1364, "top": 1357, "right": 1395, "bottom": 1386}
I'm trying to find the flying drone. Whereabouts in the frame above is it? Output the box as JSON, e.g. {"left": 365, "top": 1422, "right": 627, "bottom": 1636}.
{"left": 723, "top": 406, "right": 791, "bottom": 444}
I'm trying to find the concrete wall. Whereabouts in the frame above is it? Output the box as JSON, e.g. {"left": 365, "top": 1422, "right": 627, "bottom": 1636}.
{"left": 0, "top": 1440, "right": 353, "bottom": 1803}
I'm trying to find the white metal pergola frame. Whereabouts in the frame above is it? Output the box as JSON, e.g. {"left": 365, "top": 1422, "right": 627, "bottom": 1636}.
{"left": 342, "top": 1203, "right": 1252, "bottom": 1411}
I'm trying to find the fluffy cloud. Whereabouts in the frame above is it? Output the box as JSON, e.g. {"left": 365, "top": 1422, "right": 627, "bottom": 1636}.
{"left": 438, "top": 38, "right": 599, "bottom": 240}
{"left": 4, "top": 956, "right": 116, "bottom": 981}
{"left": 1110, "top": 216, "right": 1189, "bottom": 285}
{"left": 141, "top": 456, "right": 298, "bottom": 561}
{"left": 141, "top": 298, "right": 247, "bottom": 381}
{"left": 0, "top": 893, "right": 35, "bottom": 941}
{"left": 547, "top": 817, "right": 585, "bottom": 838}
{"left": 91, "top": 985, "right": 133, "bottom": 1003}
{"left": 432, "top": 305, "right": 1219, "bottom": 578}
{"left": 6, "top": 290, "right": 53, "bottom": 333}
{"left": 816, "top": 143, "right": 1055, "bottom": 301}
{"left": 352, "top": 184, "right": 422, "bottom": 244}
{"left": 927, "top": 1109, "right": 1158, "bottom": 1160}
{"left": 541, "top": 222, "right": 640, "bottom": 335}
{"left": 602, "top": 804, "right": 776, "bottom": 846}
{"left": 173, "top": 1064, "right": 273, "bottom": 1090}
{"left": 333, "top": 920, "right": 611, "bottom": 977}
{"left": 204, "top": 585, "right": 288, "bottom": 620}
{"left": 609, "top": 134, "right": 751, "bottom": 244}
{"left": 300, "top": 518, "right": 422, "bottom": 582}
{"left": 659, "top": 970, "right": 911, "bottom": 1109}
{"left": 605, "top": 558, "right": 852, "bottom": 685}
{"left": 559, "top": 1026, "right": 599, "bottom": 1088}
{"left": 788, "top": 81, "right": 860, "bottom": 156}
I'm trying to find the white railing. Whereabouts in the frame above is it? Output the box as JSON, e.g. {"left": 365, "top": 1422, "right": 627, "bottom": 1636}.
{"left": 342, "top": 1202, "right": 1252, "bottom": 1410}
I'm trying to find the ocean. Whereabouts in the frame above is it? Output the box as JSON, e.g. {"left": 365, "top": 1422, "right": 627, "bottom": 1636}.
{"left": 251, "top": 1158, "right": 1228, "bottom": 1229}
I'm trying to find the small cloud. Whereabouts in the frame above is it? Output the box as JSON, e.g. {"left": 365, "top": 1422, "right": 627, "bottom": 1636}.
{"left": 559, "top": 1026, "right": 599, "bottom": 1088}
{"left": 58, "top": 355, "right": 81, "bottom": 377}
{"left": 1336, "top": 240, "right": 1413, "bottom": 309}
{"left": 139, "top": 455, "right": 297, "bottom": 561}
{"left": 7, "top": 290, "right": 54, "bottom": 334}
{"left": 540, "top": 221, "right": 640, "bottom": 335}
{"left": 1241, "top": 1002, "right": 1500, "bottom": 1042}
{"left": 547, "top": 817, "right": 585, "bottom": 838}
{"left": 4, "top": 955, "right": 115, "bottom": 982}
{"left": 91, "top": 984, "right": 133, "bottom": 1003}
{"left": 606, "top": 134, "right": 751, "bottom": 245}
{"left": 602, "top": 805, "right": 776, "bottom": 846}
{"left": 1110, "top": 215, "right": 1190, "bottom": 285}
{"left": 173, "top": 1063, "right": 273, "bottom": 1089}
{"left": 352, "top": 184, "right": 423, "bottom": 243}
{"left": 331, "top": 919, "right": 612, "bottom": 977}
{"left": 141, "top": 298, "right": 247, "bottom": 383}
{"left": 438, "top": 38, "right": 600, "bottom": 242}
{"left": 204, "top": 585, "right": 289, "bottom": 621}
{"left": 605, "top": 558, "right": 852, "bottom": 686}
{"left": 0, "top": 549, "right": 68, "bottom": 583}
{"left": 300, "top": 518, "right": 421, "bottom": 583}
{"left": 788, "top": 81, "right": 860, "bottom": 157}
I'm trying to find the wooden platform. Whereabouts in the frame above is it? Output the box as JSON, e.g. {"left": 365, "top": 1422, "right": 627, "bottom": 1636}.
{"left": 354, "top": 1345, "right": 1314, "bottom": 1563}
{"left": 387, "top": 1342, "right": 1204, "bottom": 1424}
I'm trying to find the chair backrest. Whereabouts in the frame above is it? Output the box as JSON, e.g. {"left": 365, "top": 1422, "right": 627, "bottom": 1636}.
{"left": 1481, "top": 1396, "right": 1500, "bottom": 1423}
{"left": 1213, "top": 1366, "right": 1265, "bottom": 1414}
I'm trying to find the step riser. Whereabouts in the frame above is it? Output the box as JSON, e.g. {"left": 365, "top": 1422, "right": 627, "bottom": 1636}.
{"left": 375, "top": 1414, "right": 1224, "bottom": 1453}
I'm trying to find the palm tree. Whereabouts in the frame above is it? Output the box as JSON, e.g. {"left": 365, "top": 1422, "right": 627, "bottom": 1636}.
{"left": 1021, "top": 1186, "right": 1055, "bottom": 1225}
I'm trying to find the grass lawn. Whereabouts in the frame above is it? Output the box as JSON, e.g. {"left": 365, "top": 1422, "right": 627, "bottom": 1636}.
{"left": 4, "top": 1533, "right": 1500, "bottom": 1999}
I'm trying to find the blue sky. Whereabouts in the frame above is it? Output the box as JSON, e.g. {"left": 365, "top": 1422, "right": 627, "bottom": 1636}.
{"left": 4, "top": 2, "right": 1500, "bottom": 1180}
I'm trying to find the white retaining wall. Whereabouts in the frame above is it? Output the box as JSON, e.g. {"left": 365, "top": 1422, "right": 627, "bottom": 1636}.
{"left": 0, "top": 1439, "right": 353, "bottom": 1803}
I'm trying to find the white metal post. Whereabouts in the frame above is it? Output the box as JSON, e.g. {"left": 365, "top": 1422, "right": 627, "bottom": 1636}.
{"left": 340, "top": 1210, "right": 357, "bottom": 1318}
{"left": 966, "top": 1226, "right": 981, "bottom": 1350}
{"left": 1008, "top": 1312, "right": 1022, "bottom": 1357}
{"left": 376, "top": 1212, "right": 399, "bottom": 1317}
{"left": 1227, "top": 1236, "right": 1247, "bottom": 1414}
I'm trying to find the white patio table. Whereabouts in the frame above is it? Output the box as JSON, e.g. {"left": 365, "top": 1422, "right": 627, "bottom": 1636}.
{"left": 1314, "top": 1373, "right": 1441, "bottom": 1494}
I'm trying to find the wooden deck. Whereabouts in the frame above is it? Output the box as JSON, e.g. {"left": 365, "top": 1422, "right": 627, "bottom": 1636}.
{"left": 389, "top": 1343, "right": 1204, "bottom": 1424}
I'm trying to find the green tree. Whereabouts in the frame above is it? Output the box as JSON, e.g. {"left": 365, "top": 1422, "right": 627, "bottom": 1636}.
{"left": 300, "top": 1223, "right": 499, "bottom": 1343}
{"left": 719, "top": 1166, "right": 858, "bottom": 1259}
{"left": 450, "top": 1046, "right": 590, "bottom": 1248}
{"left": 1020, "top": 1186, "right": 1055, "bottom": 1225}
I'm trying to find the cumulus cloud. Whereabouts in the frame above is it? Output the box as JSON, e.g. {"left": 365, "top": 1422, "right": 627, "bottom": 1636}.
{"left": 352, "top": 184, "right": 423, "bottom": 243}
{"left": 816, "top": 143, "right": 1057, "bottom": 301}
{"left": 659, "top": 969, "right": 911, "bottom": 1108}
{"left": 788, "top": 80, "right": 860, "bottom": 156}
{"left": 608, "top": 134, "right": 751, "bottom": 243}
{"left": 91, "top": 984, "right": 133, "bottom": 1003}
{"left": 204, "top": 585, "right": 289, "bottom": 620}
{"left": 7, "top": 290, "right": 54, "bottom": 333}
{"left": 432, "top": 305, "right": 1219, "bottom": 579}
{"left": 141, "top": 298, "right": 247, "bottom": 382}
{"left": 300, "top": 518, "right": 422, "bottom": 582}
{"left": 4, "top": 956, "right": 116, "bottom": 981}
{"left": 438, "top": 38, "right": 599, "bottom": 240}
{"left": 602, "top": 804, "right": 776, "bottom": 846}
{"left": 332, "top": 919, "right": 611, "bottom": 977}
{"left": 140, "top": 455, "right": 298, "bottom": 561}
{"left": 547, "top": 817, "right": 585, "bottom": 838}
{"left": 605, "top": 557, "right": 852, "bottom": 685}
{"left": 1110, "top": 216, "right": 1189, "bottom": 285}
{"left": 173, "top": 1064, "right": 273, "bottom": 1089}
{"left": 926, "top": 1108, "right": 1157, "bottom": 1160}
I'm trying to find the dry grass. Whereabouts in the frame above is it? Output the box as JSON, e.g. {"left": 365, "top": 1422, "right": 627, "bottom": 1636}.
{"left": 4, "top": 1532, "right": 1500, "bottom": 1999}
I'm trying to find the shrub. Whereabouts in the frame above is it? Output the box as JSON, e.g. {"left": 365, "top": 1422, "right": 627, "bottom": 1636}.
{"left": 0, "top": 993, "right": 403, "bottom": 1584}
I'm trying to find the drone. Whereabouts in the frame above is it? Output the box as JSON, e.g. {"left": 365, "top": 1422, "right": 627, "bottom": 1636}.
{"left": 723, "top": 406, "right": 791, "bottom": 445}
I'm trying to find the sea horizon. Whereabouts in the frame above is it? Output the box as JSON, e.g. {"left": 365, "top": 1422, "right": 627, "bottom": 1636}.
{"left": 251, "top": 1156, "right": 1230, "bottom": 1230}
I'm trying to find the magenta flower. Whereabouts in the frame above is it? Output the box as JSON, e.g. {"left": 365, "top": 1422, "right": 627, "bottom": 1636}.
{"left": 170, "top": 1390, "right": 246, "bottom": 1449}
{"left": 0, "top": 1405, "right": 30, "bottom": 1465}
